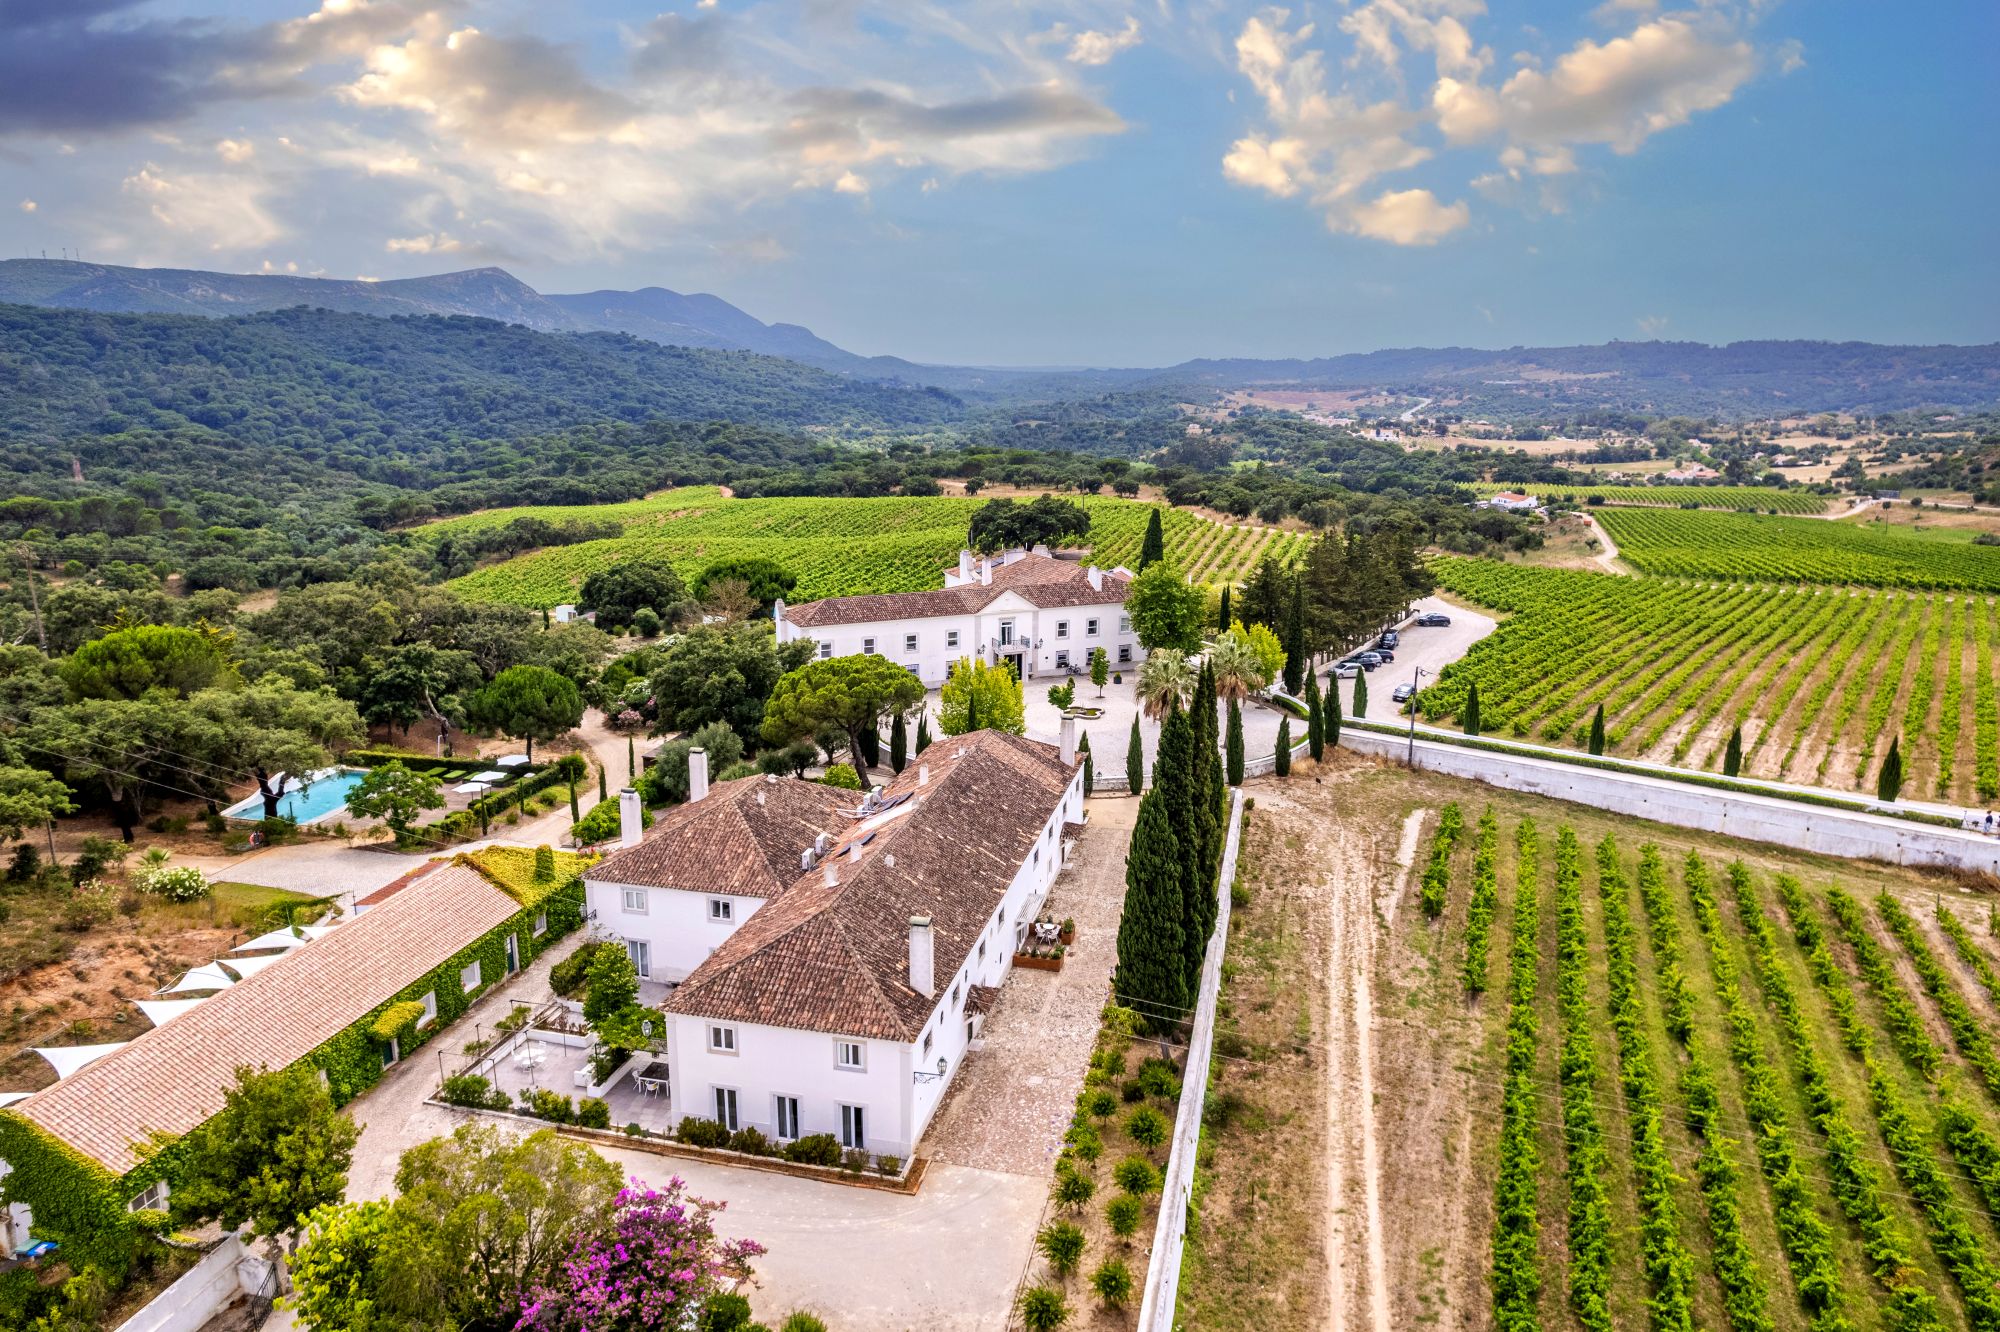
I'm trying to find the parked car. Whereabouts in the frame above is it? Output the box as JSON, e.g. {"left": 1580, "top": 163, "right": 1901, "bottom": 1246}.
{"left": 1373, "top": 647, "right": 1396, "bottom": 663}
{"left": 1344, "top": 651, "right": 1383, "bottom": 671}
{"left": 1332, "top": 662, "right": 1360, "bottom": 679}
{"left": 1378, "top": 631, "right": 1400, "bottom": 649}
{"left": 1391, "top": 683, "right": 1416, "bottom": 703}
{"left": 1415, "top": 612, "right": 1452, "bottom": 627}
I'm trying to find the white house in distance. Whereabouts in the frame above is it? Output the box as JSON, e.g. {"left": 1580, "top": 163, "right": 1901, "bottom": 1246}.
{"left": 775, "top": 547, "right": 1139, "bottom": 686}
{"left": 581, "top": 725, "right": 1087, "bottom": 1160}
{"left": 1481, "top": 490, "right": 1543, "bottom": 514}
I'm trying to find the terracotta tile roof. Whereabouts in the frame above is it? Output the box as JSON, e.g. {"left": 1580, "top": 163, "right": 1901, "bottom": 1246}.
{"left": 782, "top": 554, "right": 1129, "bottom": 629}
{"left": 586, "top": 776, "right": 850, "bottom": 899}
{"left": 12, "top": 862, "right": 520, "bottom": 1176}
{"left": 665, "top": 730, "right": 1080, "bottom": 1042}
{"left": 964, "top": 984, "right": 1000, "bottom": 1017}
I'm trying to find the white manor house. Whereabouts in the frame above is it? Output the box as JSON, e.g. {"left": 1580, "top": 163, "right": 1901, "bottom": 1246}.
{"left": 775, "top": 546, "right": 1141, "bottom": 687}
{"left": 582, "top": 724, "right": 1087, "bottom": 1160}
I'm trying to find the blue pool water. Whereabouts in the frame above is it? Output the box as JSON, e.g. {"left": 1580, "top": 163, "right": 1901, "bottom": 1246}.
{"left": 222, "top": 768, "right": 368, "bottom": 824}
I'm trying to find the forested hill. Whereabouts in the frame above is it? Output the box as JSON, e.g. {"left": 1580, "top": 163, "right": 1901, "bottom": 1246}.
{"left": 0, "top": 302, "right": 964, "bottom": 445}
{"left": 1156, "top": 340, "right": 2000, "bottom": 417}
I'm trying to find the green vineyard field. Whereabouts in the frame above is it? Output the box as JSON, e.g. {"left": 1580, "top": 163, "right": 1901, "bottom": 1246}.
{"left": 1599, "top": 508, "right": 2000, "bottom": 590}
{"left": 1402, "top": 806, "right": 2000, "bottom": 1332}
{"left": 432, "top": 489, "right": 1308, "bottom": 607}
{"left": 1419, "top": 559, "right": 2000, "bottom": 801}
{"left": 1475, "top": 483, "right": 1832, "bottom": 514}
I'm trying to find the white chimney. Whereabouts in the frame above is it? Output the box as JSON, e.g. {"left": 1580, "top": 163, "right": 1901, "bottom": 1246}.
{"left": 847, "top": 840, "right": 863, "bottom": 862}
{"left": 917, "top": 764, "right": 930, "bottom": 787}
{"left": 958, "top": 549, "right": 974, "bottom": 580}
{"left": 1060, "top": 716, "right": 1078, "bottom": 766}
{"left": 618, "top": 787, "right": 642, "bottom": 848}
{"left": 908, "top": 915, "right": 935, "bottom": 997}
{"left": 1086, "top": 565, "right": 1102, "bottom": 592}
{"left": 979, "top": 560, "right": 992, "bottom": 586}
{"left": 688, "top": 746, "right": 709, "bottom": 803}
{"left": 773, "top": 596, "right": 786, "bottom": 624}
{"left": 822, "top": 862, "right": 840, "bottom": 888}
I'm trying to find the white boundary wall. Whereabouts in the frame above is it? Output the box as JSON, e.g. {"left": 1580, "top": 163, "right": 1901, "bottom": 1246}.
{"left": 114, "top": 1234, "right": 275, "bottom": 1332}
{"left": 1136, "top": 788, "right": 1245, "bottom": 1332}
{"left": 1339, "top": 726, "right": 2000, "bottom": 875}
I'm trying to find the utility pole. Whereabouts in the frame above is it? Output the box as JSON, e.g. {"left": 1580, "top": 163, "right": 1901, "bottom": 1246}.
{"left": 14, "top": 544, "right": 46, "bottom": 651}
{"left": 1405, "top": 666, "right": 1429, "bottom": 767}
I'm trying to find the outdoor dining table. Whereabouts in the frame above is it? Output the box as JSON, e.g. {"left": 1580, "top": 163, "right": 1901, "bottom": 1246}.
{"left": 635, "top": 1061, "right": 670, "bottom": 1097}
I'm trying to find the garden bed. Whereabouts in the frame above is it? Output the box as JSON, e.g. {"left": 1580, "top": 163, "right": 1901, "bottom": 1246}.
{"left": 1013, "top": 952, "right": 1064, "bottom": 973}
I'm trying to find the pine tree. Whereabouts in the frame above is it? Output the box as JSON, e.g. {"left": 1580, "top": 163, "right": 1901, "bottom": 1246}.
{"left": 1080, "top": 733, "right": 1094, "bottom": 797}
{"left": 1226, "top": 699, "right": 1245, "bottom": 786}
{"left": 1878, "top": 737, "right": 1904, "bottom": 802}
{"left": 1305, "top": 672, "right": 1325, "bottom": 761}
{"left": 1352, "top": 668, "right": 1368, "bottom": 719}
{"left": 1723, "top": 725, "right": 1742, "bottom": 778}
{"left": 1114, "top": 792, "right": 1190, "bottom": 1029}
{"left": 916, "top": 714, "right": 933, "bottom": 754}
{"left": 890, "top": 712, "right": 908, "bottom": 773}
{"left": 1326, "top": 676, "right": 1343, "bottom": 749}
{"left": 1463, "top": 683, "right": 1481, "bottom": 736}
{"left": 1282, "top": 577, "right": 1307, "bottom": 696}
{"left": 1588, "top": 704, "right": 1606, "bottom": 756}
{"left": 1218, "top": 585, "right": 1232, "bottom": 632}
{"left": 1139, "top": 509, "right": 1165, "bottom": 569}
{"left": 1275, "top": 718, "right": 1292, "bottom": 777}
{"left": 1126, "top": 715, "right": 1145, "bottom": 792}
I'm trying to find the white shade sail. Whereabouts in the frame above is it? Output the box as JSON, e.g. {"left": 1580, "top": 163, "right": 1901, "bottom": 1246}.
{"left": 222, "top": 953, "right": 288, "bottom": 980}
{"left": 32, "top": 1043, "right": 128, "bottom": 1079}
{"left": 163, "top": 963, "right": 237, "bottom": 994}
{"left": 136, "top": 998, "right": 208, "bottom": 1027}
{"left": 230, "top": 928, "right": 307, "bottom": 953}
{"left": 0, "top": 1091, "right": 30, "bottom": 1108}
{"left": 470, "top": 770, "right": 511, "bottom": 783}
{"left": 300, "top": 923, "right": 341, "bottom": 940}
{"left": 496, "top": 754, "right": 532, "bottom": 767}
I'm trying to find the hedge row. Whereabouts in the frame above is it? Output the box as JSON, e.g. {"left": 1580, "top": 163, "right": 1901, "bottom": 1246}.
{"left": 1489, "top": 817, "right": 1543, "bottom": 1329}
{"left": 1592, "top": 837, "right": 1697, "bottom": 1330}
{"left": 1419, "top": 803, "right": 1464, "bottom": 920}
{"left": 1460, "top": 808, "right": 1499, "bottom": 994}
{"left": 1681, "top": 856, "right": 1848, "bottom": 1329}
{"left": 1733, "top": 867, "right": 1945, "bottom": 1331}
{"left": 1552, "top": 828, "right": 1613, "bottom": 1331}
{"left": 1634, "top": 845, "right": 1694, "bottom": 1043}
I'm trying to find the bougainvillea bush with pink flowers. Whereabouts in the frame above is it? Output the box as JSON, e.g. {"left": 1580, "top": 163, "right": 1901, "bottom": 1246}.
{"left": 514, "top": 1179, "right": 765, "bottom": 1331}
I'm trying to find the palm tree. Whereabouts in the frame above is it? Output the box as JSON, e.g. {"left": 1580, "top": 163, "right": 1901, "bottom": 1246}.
{"left": 1207, "top": 632, "right": 1267, "bottom": 703}
{"left": 1135, "top": 649, "right": 1195, "bottom": 720}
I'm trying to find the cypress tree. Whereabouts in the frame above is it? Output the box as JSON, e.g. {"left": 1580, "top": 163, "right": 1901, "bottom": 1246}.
{"left": 1275, "top": 718, "right": 1292, "bottom": 777}
{"left": 1463, "top": 683, "right": 1481, "bottom": 736}
{"left": 1226, "top": 700, "right": 1245, "bottom": 786}
{"left": 1126, "top": 714, "right": 1145, "bottom": 792}
{"left": 627, "top": 734, "right": 636, "bottom": 782}
{"left": 1352, "top": 668, "right": 1368, "bottom": 719}
{"left": 1080, "top": 733, "right": 1094, "bottom": 797}
{"left": 859, "top": 721, "right": 880, "bottom": 769}
{"left": 568, "top": 775, "right": 580, "bottom": 823}
{"left": 1139, "top": 509, "right": 1165, "bottom": 569}
{"left": 916, "top": 714, "right": 933, "bottom": 754}
{"left": 1878, "top": 737, "right": 1904, "bottom": 802}
{"left": 1155, "top": 706, "right": 1206, "bottom": 995}
{"left": 1218, "top": 585, "right": 1232, "bottom": 632}
{"left": 1305, "top": 672, "right": 1325, "bottom": 761}
{"left": 1587, "top": 705, "right": 1606, "bottom": 756}
{"left": 1326, "top": 677, "right": 1343, "bottom": 749}
{"left": 1723, "top": 725, "right": 1742, "bottom": 778}
{"left": 890, "top": 712, "right": 908, "bottom": 773}
{"left": 598, "top": 762, "right": 608, "bottom": 802}
{"left": 965, "top": 691, "right": 980, "bottom": 733}
{"left": 1282, "top": 578, "right": 1307, "bottom": 696}
{"left": 1114, "top": 792, "right": 1190, "bottom": 1029}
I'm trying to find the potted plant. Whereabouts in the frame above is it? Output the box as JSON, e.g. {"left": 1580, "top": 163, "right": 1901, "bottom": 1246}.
{"left": 1058, "top": 917, "right": 1076, "bottom": 945}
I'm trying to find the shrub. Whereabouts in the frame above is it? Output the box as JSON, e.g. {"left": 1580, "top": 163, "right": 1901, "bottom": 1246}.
{"left": 1053, "top": 1165, "right": 1095, "bottom": 1211}
{"left": 841, "top": 1148, "right": 868, "bottom": 1173}
{"left": 1120, "top": 1080, "right": 1145, "bottom": 1104}
{"left": 779, "top": 1315, "right": 828, "bottom": 1332}
{"left": 696, "top": 1292, "right": 755, "bottom": 1332}
{"left": 1091, "top": 1257, "right": 1135, "bottom": 1308}
{"left": 439, "top": 1074, "right": 508, "bottom": 1110}
{"left": 784, "top": 1133, "right": 843, "bottom": 1167}
{"left": 61, "top": 880, "right": 116, "bottom": 932}
{"left": 728, "top": 1126, "right": 776, "bottom": 1157}
{"left": 575, "top": 1097, "right": 611, "bottom": 1129}
{"left": 819, "top": 763, "right": 862, "bottom": 791}
{"left": 134, "top": 862, "right": 208, "bottom": 902}
{"left": 5, "top": 844, "right": 38, "bottom": 882}
{"left": 623, "top": 1122, "right": 645, "bottom": 1137}
{"left": 1037, "top": 1220, "right": 1087, "bottom": 1277}
{"left": 1125, "top": 1105, "right": 1170, "bottom": 1149}
{"left": 1135, "top": 1057, "right": 1181, "bottom": 1100}
{"left": 1113, "top": 1156, "right": 1159, "bottom": 1195}
{"left": 676, "top": 1116, "right": 731, "bottom": 1148}
{"left": 1018, "top": 1285, "right": 1071, "bottom": 1332}
{"left": 523, "top": 1089, "right": 574, "bottom": 1123}
{"left": 550, "top": 941, "right": 619, "bottom": 997}
{"left": 1105, "top": 1193, "right": 1142, "bottom": 1240}
{"left": 875, "top": 1154, "right": 902, "bottom": 1177}
{"left": 1066, "top": 1126, "right": 1103, "bottom": 1164}
{"left": 1087, "top": 1088, "right": 1118, "bottom": 1118}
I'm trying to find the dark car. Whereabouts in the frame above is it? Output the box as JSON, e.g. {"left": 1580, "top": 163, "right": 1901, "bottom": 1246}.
{"left": 1391, "top": 683, "right": 1416, "bottom": 703}
{"left": 1347, "top": 651, "right": 1383, "bottom": 670}
{"left": 1373, "top": 646, "right": 1395, "bottom": 663}
{"left": 1416, "top": 612, "right": 1452, "bottom": 627}
{"left": 1378, "top": 631, "right": 1400, "bottom": 649}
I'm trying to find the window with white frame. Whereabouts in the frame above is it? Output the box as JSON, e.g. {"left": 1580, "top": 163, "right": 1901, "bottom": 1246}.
{"left": 127, "top": 1179, "right": 169, "bottom": 1213}
{"left": 834, "top": 1040, "right": 865, "bottom": 1071}
{"left": 532, "top": 911, "right": 548, "bottom": 936}
{"left": 904, "top": 633, "right": 919, "bottom": 653}
{"left": 840, "top": 1104, "right": 866, "bottom": 1150}
{"left": 1086, "top": 617, "right": 1099, "bottom": 636}
{"left": 621, "top": 888, "right": 647, "bottom": 914}
{"left": 774, "top": 1095, "right": 800, "bottom": 1140}
{"left": 998, "top": 619, "right": 1016, "bottom": 646}
{"left": 1055, "top": 620, "right": 1069, "bottom": 638}
{"left": 418, "top": 990, "right": 438, "bottom": 1028}
{"left": 714, "top": 1087, "right": 739, "bottom": 1131}
{"left": 818, "top": 642, "right": 833, "bottom": 659}
{"left": 1119, "top": 614, "right": 1131, "bottom": 634}
{"left": 708, "top": 898, "right": 733, "bottom": 923}
{"left": 1118, "top": 644, "right": 1132, "bottom": 663}
{"left": 460, "top": 959, "right": 482, "bottom": 993}
{"left": 862, "top": 636, "right": 876, "bottom": 654}
{"left": 1055, "top": 650, "right": 1069, "bottom": 668}
{"left": 708, "top": 1025, "right": 737, "bottom": 1054}
{"left": 946, "top": 630, "right": 960, "bottom": 649}
{"left": 922, "top": 1030, "right": 934, "bottom": 1056}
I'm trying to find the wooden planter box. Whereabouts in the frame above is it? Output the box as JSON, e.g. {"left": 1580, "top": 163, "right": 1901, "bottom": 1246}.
{"left": 1058, "top": 926, "right": 1076, "bottom": 946}
{"left": 1013, "top": 952, "right": 1064, "bottom": 972}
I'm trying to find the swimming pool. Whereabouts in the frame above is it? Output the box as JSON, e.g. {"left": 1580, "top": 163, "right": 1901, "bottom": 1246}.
{"left": 222, "top": 767, "right": 368, "bottom": 825}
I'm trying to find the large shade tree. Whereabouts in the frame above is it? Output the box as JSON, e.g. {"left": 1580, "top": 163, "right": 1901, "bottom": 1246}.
{"left": 967, "top": 496, "right": 1092, "bottom": 554}
{"left": 467, "top": 665, "right": 583, "bottom": 763}
{"left": 938, "top": 657, "right": 1026, "bottom": 737}
{"left": 579, "top": 559, "right": 685, "bottom": 630}
{"left": 1124, "top": 564, "right": 1204, "bottom": 654}
{"left": 187, "top": 678, "right": 367, "bottom": 819}
{"left": 59, "top": 623, "right": 237, "bottom": 701}
{"left": 761, "top": 655, "right": 925, "bottom": 776}
{"left": 649, "top": 623, "right": 811, "bottom": 745}
{"left": 357, "top": 643, "right": 480, "bottom": 747}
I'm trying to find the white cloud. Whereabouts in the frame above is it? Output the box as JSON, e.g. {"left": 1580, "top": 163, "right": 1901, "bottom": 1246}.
{"left": 1636, "top": 313, "right": 1668, "bottom": 335}
{"left": 1345, "top": 187, "right": 1468, "bottom": 244}
{"left": 1339, "top": 0, "right": 1490, "bottom": 81}
{"left": 18, "top": 199, "right": 35, "bottom": 213}
{"left": 1066, "top": 17, "right": 1143, "bottom": 67}
{"left": 216, "top": 139, "right": 255, "bottom": 163}
{"left": 386, "top": 232, "right": 462, "bottom": 253}
{"left": 121, "top": 164, "right": 285, "bottom": 251}
{"left": 1776, "top": 39, "right": 1806, "bottom": 75}
{"left": 1491, "top": 17, "right": 1757, "bottom": 153}
{"left": 833, "top": 170, "right": 869, "bottom": 195}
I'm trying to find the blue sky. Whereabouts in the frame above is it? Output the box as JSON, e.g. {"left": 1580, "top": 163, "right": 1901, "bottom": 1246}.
{"left": 1, "top": 1, "right": 1994, "bottom": 366}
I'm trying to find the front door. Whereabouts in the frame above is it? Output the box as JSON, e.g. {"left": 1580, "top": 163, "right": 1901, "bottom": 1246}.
{"left": 625, "top": 938, "right": 651, "bottom": 979}
{"left": 1003, "top": 653, "right": 1023, "bottom": 680}
{"left": 505, "top": 933, "right": 520, "bottom": 975}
